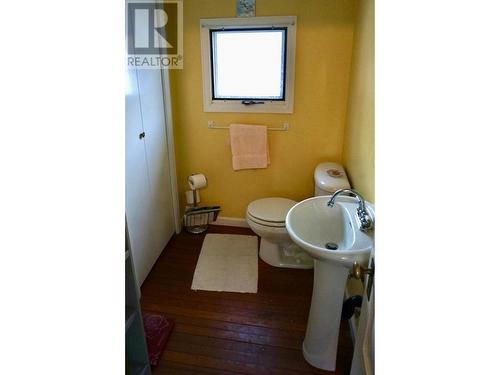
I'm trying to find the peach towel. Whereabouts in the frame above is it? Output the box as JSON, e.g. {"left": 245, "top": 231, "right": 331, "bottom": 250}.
{"left": 229, "top": 124, "right": 270, "bottom": 170}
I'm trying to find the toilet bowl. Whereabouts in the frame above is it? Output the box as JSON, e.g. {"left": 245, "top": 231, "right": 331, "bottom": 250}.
{"left": 246, "top": 162, "right": 351, "bottom": 270}
{"left": 246, "top": 197, "right": 313, "bottom": 269}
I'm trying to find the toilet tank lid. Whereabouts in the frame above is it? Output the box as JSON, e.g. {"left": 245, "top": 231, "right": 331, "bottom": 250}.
{"left": 314, "top": 162, "right": 350, "bottom": 193}
{"left": 247, "top": 198, "right": 297, "bottom": 222}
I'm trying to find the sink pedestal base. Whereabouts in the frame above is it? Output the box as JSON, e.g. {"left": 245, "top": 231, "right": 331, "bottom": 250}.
{"left": 303, "top": 260, "right": 349, "bottom": 371}
{"left": 259, "top": 239, "right": 313, "bottom": 269}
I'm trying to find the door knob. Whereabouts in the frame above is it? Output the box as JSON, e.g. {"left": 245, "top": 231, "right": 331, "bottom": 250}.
{"left": 351, "top": 261, "right": 373, "bottom": 280}
{"left": 139, "top": 132, "right": 145, "bottom": 139}
{"left": 350, "top": 260, "right": 375, "bottom": 300}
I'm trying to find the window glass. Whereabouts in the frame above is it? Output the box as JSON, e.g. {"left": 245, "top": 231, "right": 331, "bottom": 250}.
{"left": 210, "top": 29, "right": 286, "bottom": 100}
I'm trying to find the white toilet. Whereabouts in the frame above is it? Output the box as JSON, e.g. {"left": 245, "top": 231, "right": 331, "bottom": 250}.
{"left": 246, "top": 162, "right": 351, "bottom": 269}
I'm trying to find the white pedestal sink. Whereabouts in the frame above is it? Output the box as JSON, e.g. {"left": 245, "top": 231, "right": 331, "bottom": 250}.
{"left": 285, "top": 195, "right": 374, "bottom": 371}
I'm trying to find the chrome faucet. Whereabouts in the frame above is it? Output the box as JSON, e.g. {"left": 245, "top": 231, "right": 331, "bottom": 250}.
{"left": 327, "top": 189, "right": 374, "bottom": 232}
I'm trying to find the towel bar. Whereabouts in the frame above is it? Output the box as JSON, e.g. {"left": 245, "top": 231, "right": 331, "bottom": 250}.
{"left": 207, "top": 121, "right": 289, "bottom": 131}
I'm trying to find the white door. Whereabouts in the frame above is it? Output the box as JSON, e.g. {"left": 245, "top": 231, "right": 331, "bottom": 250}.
{"left": 136, "top": 68, "right": 175, "bottom": 264}
{"left": 125, "top": 64, "right": 157, "bottom": 286}
{"left": 125, "top": 6, "right": 176, "bottom": 286}
{"left": 350, "top": 252, "right": 375, "bottom": 375}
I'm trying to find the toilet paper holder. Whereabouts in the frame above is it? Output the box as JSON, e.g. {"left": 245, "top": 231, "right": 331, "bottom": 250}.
{"left": 184, "top": 205, "right": 221, "bottom": 234}
{"left": 187, "top": 173, "right": 208, "bottom": 207}
{"left": 184, "top": 173, "right": 221, "bottom": 234}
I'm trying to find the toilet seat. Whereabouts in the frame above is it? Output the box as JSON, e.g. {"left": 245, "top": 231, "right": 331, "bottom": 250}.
{"left": 247, "top": 214, "right": 286, "bottom": 228}
{"left": 246, "top": 197, "right": 296, "bottom": 225}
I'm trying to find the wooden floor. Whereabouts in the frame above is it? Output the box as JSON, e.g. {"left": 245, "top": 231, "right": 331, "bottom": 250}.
{"left": 140, "top": 225, "right": 353, "bottom": 374}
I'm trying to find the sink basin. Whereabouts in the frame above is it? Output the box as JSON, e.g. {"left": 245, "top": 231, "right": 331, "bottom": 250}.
{"left": 285, "top": 195, "right": 374, "bottom": 371}
{"left": 285, "top": 195, "right": 374, "bottom": 267}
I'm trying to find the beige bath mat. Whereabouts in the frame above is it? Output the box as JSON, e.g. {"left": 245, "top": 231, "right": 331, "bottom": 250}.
{"left": 191, "top": 234, "right": 258, "bottom": 293}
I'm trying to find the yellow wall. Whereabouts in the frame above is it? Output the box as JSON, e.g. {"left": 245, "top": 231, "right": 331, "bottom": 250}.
{"left": 342, "top": 0, "right": 375, "bottom": 202}
{"left": 171, "top": 0, "right": 357, "bottom": 218}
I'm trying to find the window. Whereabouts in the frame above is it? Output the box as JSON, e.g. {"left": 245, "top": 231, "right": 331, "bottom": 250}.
{"left": 211, "top": 28, "right": 286, "bottom": 101}
{"left": 200, "top": 17, "right": 296, "bottom": 113}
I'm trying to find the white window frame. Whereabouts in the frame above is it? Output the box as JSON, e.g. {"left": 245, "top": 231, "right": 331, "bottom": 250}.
{"left": 200, "top": 16, "right": 296, "bottom": 113}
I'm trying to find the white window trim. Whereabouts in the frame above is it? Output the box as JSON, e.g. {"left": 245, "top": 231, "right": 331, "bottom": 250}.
{"left": 200, "top": 16, "right": 296, "bottom": 113}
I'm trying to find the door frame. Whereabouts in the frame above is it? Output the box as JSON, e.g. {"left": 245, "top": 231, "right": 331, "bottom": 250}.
{"left": 160, "top": 67, "right": 181, "bottom": 233}
{"left": 350, "top": 254, "right": 375, "bottom": 375}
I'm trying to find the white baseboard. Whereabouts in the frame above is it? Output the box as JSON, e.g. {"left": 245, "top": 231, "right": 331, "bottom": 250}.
{"left": 212, "top": 216, "right": 249, "bottom": 228}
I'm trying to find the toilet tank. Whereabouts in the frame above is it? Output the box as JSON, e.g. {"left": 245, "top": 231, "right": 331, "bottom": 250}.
{"left": 314, "top": 162, "right": 351, "bottom": 196}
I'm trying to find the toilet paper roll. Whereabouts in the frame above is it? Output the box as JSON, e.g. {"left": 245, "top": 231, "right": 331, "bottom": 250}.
{"left": 188, "top": 173, "right": 207, "bottom": 190}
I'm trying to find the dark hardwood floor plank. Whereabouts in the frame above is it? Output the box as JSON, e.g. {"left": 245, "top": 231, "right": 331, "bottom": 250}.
{"left": 163, "top": 350, "right": 307, "bottom": 375}
{"left": 142, "top": 287, "right": 312, "bottom": 317}
{"left": 141, "top": 295, "right": 310, "bottom": 327}
{"left": 140, "top": 225, "right": 354, "bottom": 374}
{"left": 140, "top": 301, "right": 308, "bottom": 332}
{"left": 165, "top": 331, "right": 351, "bottom": 374}
{"left": 142, "top": 311, "right": 308, "bottom": 340}
{"left": 153, "top": 361, "right": 244, "bottom": 375}
{"left": 173, "top": 321, "right": 302, "bottom": 350}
